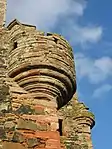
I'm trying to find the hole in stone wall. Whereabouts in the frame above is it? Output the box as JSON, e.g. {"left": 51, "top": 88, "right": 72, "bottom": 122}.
{"left": 47, "top": 32, "right": 52, "bottom": 36}
{"left": 34, "top": 97, "right": 51, "bottom": 101}
{"left": 13, "top": 42, "right": 18, "bottom": 49}
{"left": 54, "top": 37, "right": 58, "bottom": 44}
{"left": 57, "top": 119, "right": 63, "bottom": 136}
{"left": 22, "top": 31, "right": 26, "bottom": 36}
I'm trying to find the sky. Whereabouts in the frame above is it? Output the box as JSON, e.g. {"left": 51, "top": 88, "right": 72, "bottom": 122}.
{"left": 6, "top": 0, "right": 112, "bottom": 148}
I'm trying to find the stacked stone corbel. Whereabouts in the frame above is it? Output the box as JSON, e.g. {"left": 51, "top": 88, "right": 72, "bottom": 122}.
{"left": 0, "top": 2, "right": 95, "bottom": 146}
{"left": 0, "top": 19, "right": 78, "bottom": 149}
{"left": 59, "top": 93, "right": 95, "bottom": 149}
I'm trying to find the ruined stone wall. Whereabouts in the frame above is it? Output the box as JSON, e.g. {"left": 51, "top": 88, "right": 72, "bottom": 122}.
{"left": 7, "top": 22, "right": 76, "bottom": 108}
{"left": 58, "top": 93, "right": 95, "bottom": 149}
{"left": 0, "top": 20, "right": 77, "bottom": 149}
{"left": 0, "top": 0, "right": 6, "bottom": 27}
{"left": 0, "top": 19, "right": 95, "bottom": 149}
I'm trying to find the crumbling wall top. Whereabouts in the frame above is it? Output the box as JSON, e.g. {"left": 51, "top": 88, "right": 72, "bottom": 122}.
{"left": 6, "top": 20, "right": 76, "bottom": 108}
{"left": 7, "top": 19, "right": 36, "bottom": 30}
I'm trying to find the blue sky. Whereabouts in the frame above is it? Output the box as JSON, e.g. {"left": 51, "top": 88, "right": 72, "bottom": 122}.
{"left": 6, "top": 0, "right": 112, "bottom": 148}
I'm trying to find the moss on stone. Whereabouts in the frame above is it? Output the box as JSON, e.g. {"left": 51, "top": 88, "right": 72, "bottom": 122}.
{"left": 73, "top": 134, "right": 79, "bottom": 141}
{"left": 0, "top": 85, "right": 9, "bottom": 101}
{"left": 12, "top": 132, "right": 24, "bottom": 143}
{"left": 81, "top": 144, "right": 88, "bottom": 149}
{"left": 15, "top": 104, "right": 35, "bottom": 115}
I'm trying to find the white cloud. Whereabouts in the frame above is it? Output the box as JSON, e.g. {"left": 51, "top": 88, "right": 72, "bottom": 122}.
{"left": 6, "top": 0, "right": 86, "bottom": 30}
{"left": 94, "top": 57, "right": 112, "bottom": 75}
{"left": 77, "top": 25, "right": 102, "bottom": 44}
{"left": 6, "top": 0, "right": 103, "bottom": 46}
{"left": 75, "top": 53, "right": 112, "bottom": 83}
{"left": 62, "top": 23, "right": 103, "bottom": 47}
{"left": 93, "top": 84, "right": 112, "bottom": 98}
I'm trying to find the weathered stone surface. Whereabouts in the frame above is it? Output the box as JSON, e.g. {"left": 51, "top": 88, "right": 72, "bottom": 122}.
{"left": 0, "top": 3, "right": 95, "bottom": 148}
{"left": 0, "top": 127, "right": 6, "bottom": 139}
{"left": 27, "top": 138, "right": 41, "bottom": 148}
{"left": 6, "top": 19, "right": 76, "bottom": 109}
{"left": 15, "top": 104, "right": 35, "bottom": 115}
{"left": 3, "top": 142, "right": 26, "bottom": 149}
{"left": 17, "top": 119, "right": 38, "bottom": 131}
{"left": 4, "top": 121, "right": 15, "bottom": 129}
{"left": 0, "top": 0, "right": 6, "bottom": 27}
{"left": 59, "top": 93, "right": 95, "bottom": 149}
{"left": 12, "top": 131, "right": 25, "bottom": 143}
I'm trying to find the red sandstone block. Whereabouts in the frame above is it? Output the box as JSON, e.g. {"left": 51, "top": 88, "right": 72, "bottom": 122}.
{"left": 45, "top": 147, "right": 59, "bottom": 149}
{"left": 34, "top": 105, "right": 56, "bottom": 115}
{"left": 34, "top": 105, "right": 45, "bottom": 114}
{"left": 35, "top": 148, "right": 60, "bottom": 149}
{"left": 46, "top": 139, "right": 60, "bottom": 148}
{"left": 21, "top": 131, "right": 60, "bottom": 140}
{"left": 35, "top": 131, "right": 60, "bottom": 140}
{"left": 34, "top": 148, "right": 46, "bottom": 149}
{"left": 34, "top": 105, "right": 45, "bottom": 110}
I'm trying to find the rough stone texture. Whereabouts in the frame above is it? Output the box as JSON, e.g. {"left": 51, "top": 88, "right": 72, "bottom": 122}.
{"left": 0, "top": 0, "right": 6, "bottom": 27}
{"left": 58, "top": 93, "right": 95, "bottom": 149}
{"left": 7, "top": 19, "right": 76, "bottom": 109}
{"left": 0, "top": 3, "right": 95, "bottom": 148}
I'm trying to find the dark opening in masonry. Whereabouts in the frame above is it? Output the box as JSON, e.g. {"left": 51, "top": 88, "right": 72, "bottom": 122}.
{"left": 14, "top": 42, "right": 17, "bottom": 49}
{"left": 58, "top": 119, "right": 63, "bottom": 136}
{"left": 54, "top": 37, "right": 58, "bottom": 44}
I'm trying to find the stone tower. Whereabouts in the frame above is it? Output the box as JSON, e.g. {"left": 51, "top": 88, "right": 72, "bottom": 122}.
{"left": 0, "top": 1, "right": 95, "bottom": 149}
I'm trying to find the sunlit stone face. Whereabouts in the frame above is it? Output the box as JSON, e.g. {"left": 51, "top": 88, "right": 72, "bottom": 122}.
{"left": 8, "top": 21, "right": 76, "bottom": 108}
